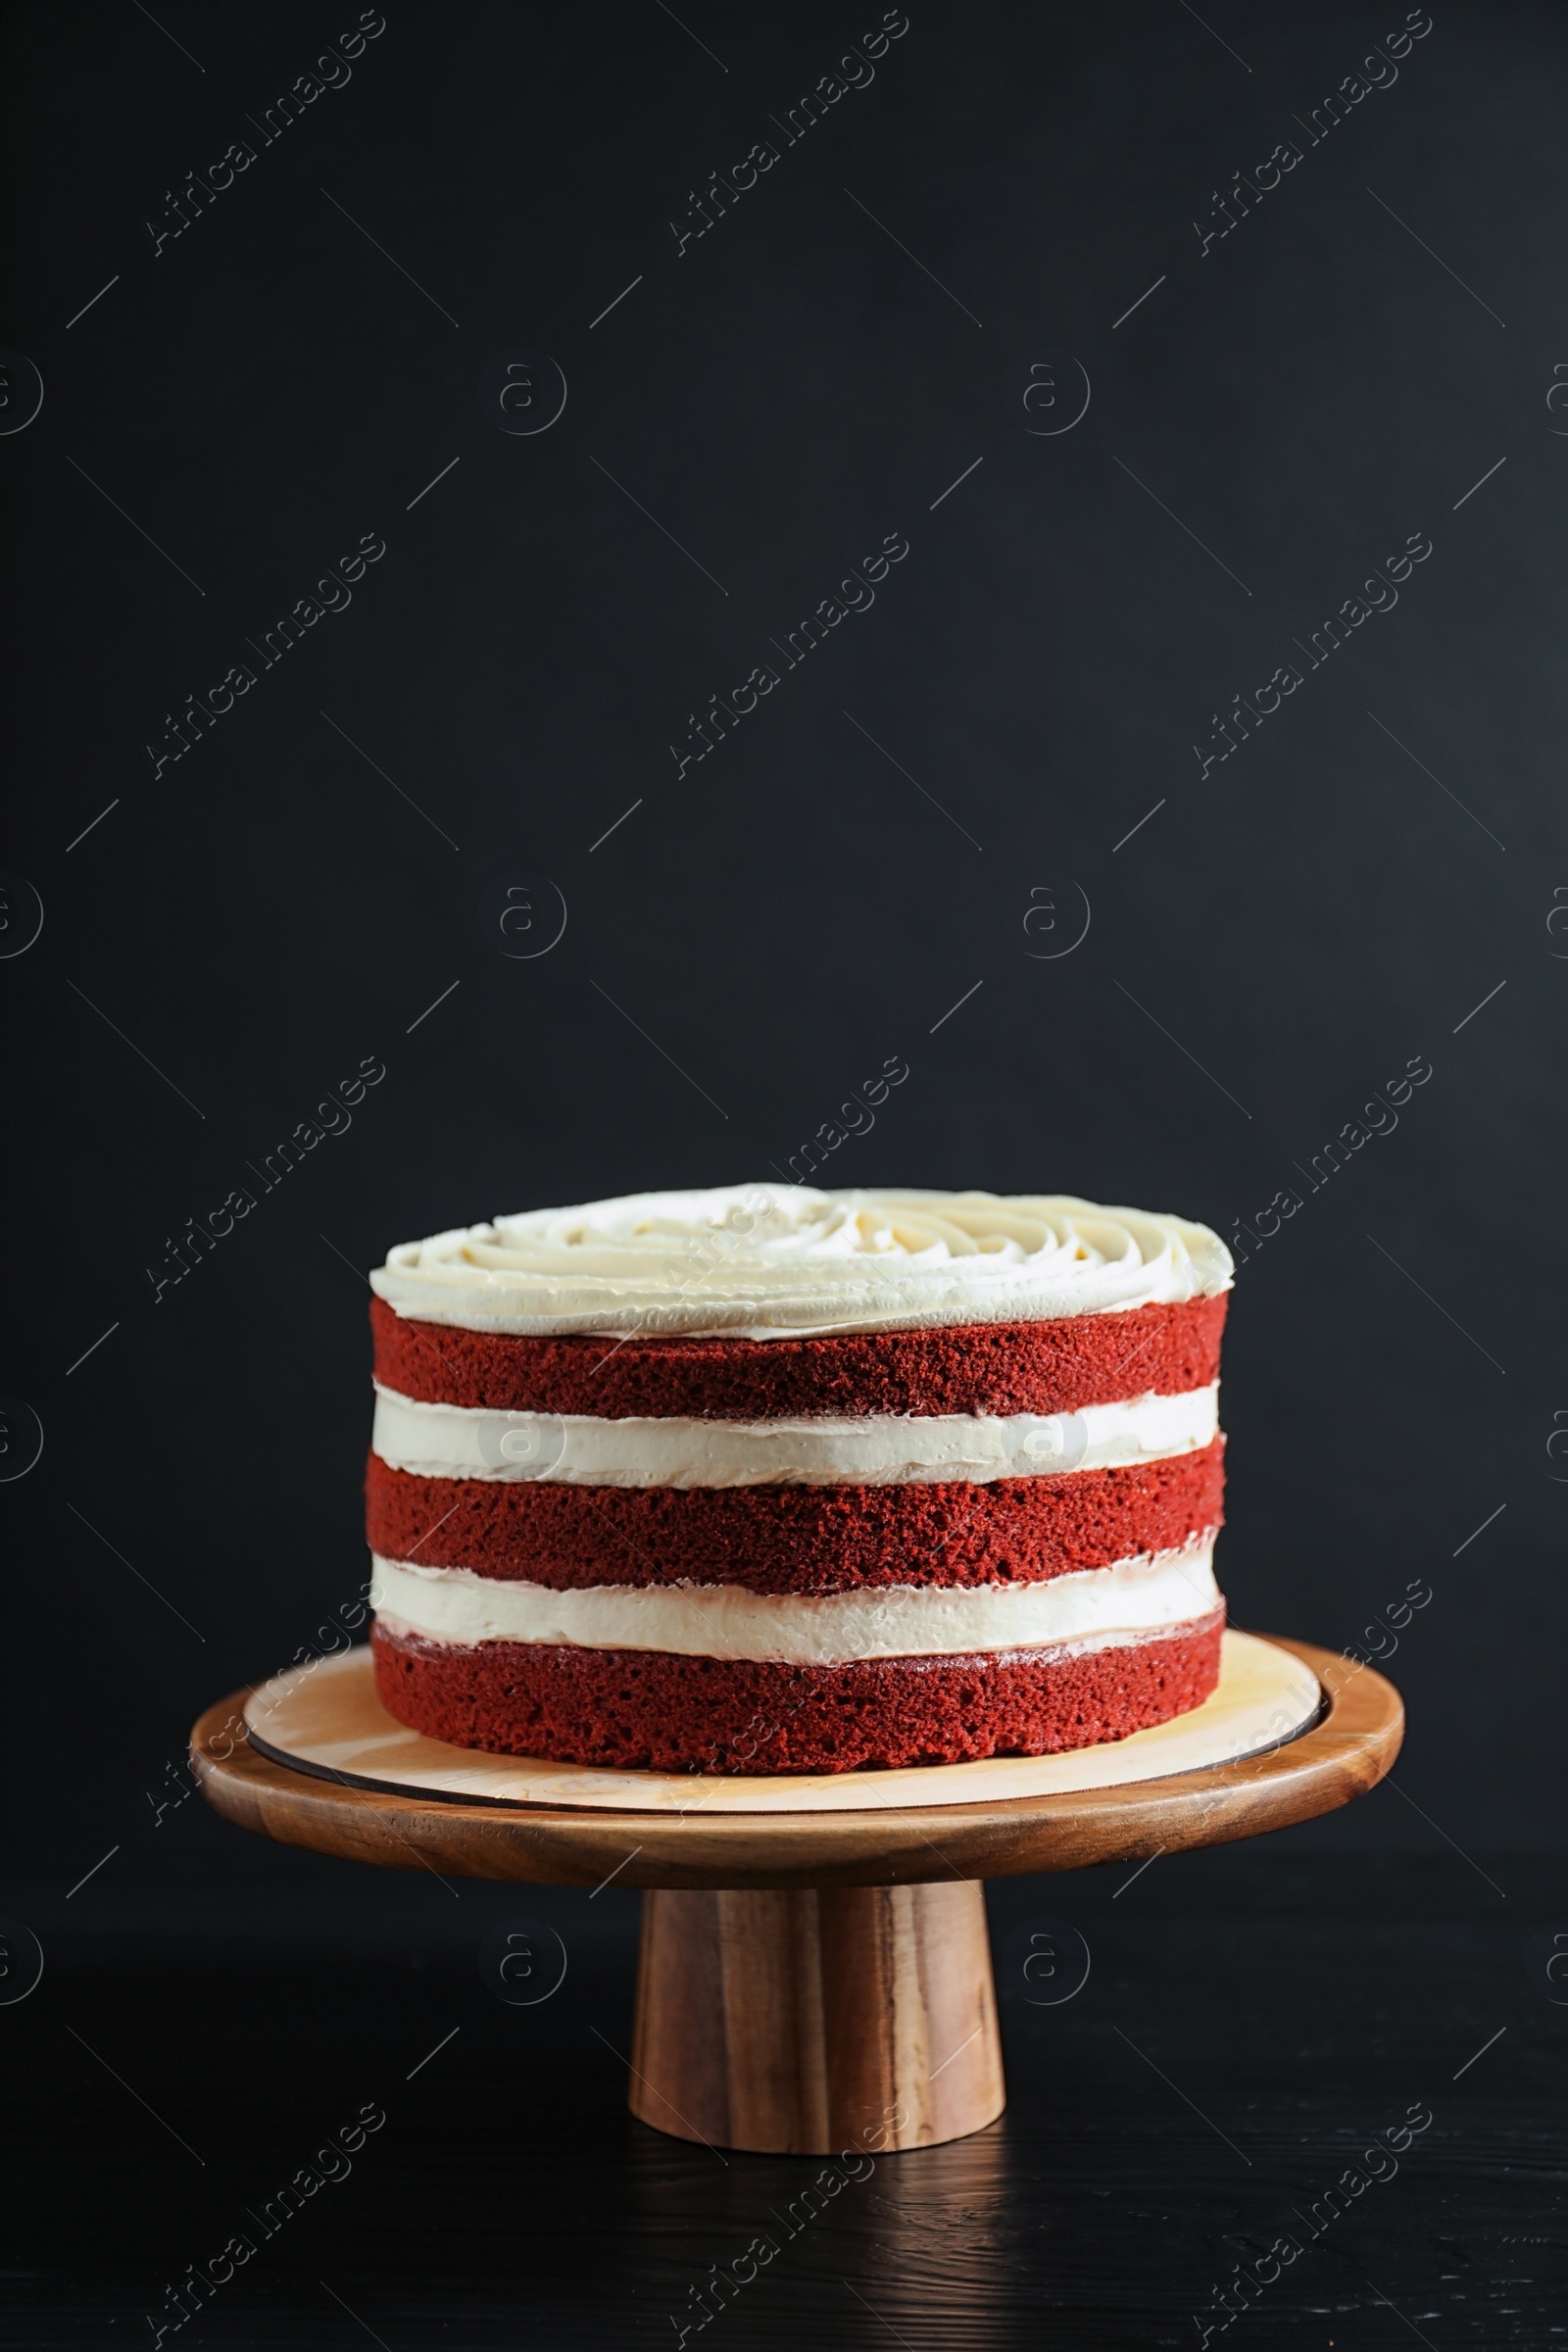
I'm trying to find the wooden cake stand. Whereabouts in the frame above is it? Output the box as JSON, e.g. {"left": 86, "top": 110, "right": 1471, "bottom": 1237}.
{"left": 191, "top": 1632, "right": 1400, "bottom": 2157}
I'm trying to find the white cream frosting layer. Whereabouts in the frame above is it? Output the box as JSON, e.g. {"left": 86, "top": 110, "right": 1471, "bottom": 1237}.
{"left": 369, "top": 1186, "right": 1231, "bottom": 1340}
{"left": 369, "top": 1543, "right": 1219, "bottom": 1665}
{"left": 369, "top": 1382, "right": 1220, "bottom": 1488}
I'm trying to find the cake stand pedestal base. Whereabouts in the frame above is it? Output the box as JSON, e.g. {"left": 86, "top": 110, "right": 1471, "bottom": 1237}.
{"left": 632, "top": 1882, "right": 1003, "bottom": 2155}
{"left": 192, "top": 1633, "right": 1401, "bottom": 2157}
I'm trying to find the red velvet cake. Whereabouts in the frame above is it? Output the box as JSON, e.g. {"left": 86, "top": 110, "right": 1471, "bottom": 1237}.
{"left": 364, "top": 1187, "right": 1234, "bottom": 1774}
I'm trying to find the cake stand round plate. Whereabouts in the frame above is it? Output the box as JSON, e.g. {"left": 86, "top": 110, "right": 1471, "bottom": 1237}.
{"left": 191, "top": 1631, "right": 1400, "bottom": 2156}
{"left": 237, "top": 1628, "right": 1317, "bottom": 1814}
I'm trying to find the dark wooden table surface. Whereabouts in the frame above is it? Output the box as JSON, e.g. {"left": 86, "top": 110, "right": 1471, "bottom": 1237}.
{"left": 4, "top": 1828, "right": 1563, "bottom": 2346}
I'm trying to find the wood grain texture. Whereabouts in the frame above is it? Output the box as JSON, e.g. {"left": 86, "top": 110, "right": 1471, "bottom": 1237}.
{"left": 189, "top": 1636, "right": 1402, "bottom": 1890}
{"left": 629, "top": 1883, "right": 1004, "bottom": 2154}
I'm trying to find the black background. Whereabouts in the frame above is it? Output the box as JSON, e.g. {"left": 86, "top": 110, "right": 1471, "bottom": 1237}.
{"left": 3, "top": 2, "right": 1565, "bottom": 2342}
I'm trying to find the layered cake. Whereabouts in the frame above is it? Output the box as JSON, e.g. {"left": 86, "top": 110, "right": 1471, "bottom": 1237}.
{"left": 365, "top": 1187, "right": 1233, "bottom": 1774}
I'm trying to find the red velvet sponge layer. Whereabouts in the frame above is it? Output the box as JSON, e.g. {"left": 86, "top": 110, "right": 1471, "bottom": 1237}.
{"left": 369, "top": 1292, "right": 1226, "bottom": 1420}
{"left": 370, "top": 1608, "right": 1226, "bottom": 1773}
{"left": 366, "top": 1439, "right": 1224, "bottom": 1595}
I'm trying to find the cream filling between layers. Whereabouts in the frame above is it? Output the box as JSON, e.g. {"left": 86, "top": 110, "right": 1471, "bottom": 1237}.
{"left": 369, "top": 1542, "right": 1220, "bottom": 1664}
{"left": 369, "top": 1382, "right": 1220, "bottom": 1488}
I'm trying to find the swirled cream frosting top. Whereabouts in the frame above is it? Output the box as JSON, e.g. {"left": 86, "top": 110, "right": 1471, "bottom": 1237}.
{"left": 369, "top": 1187, "right": 1232, "bottom": 1341}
